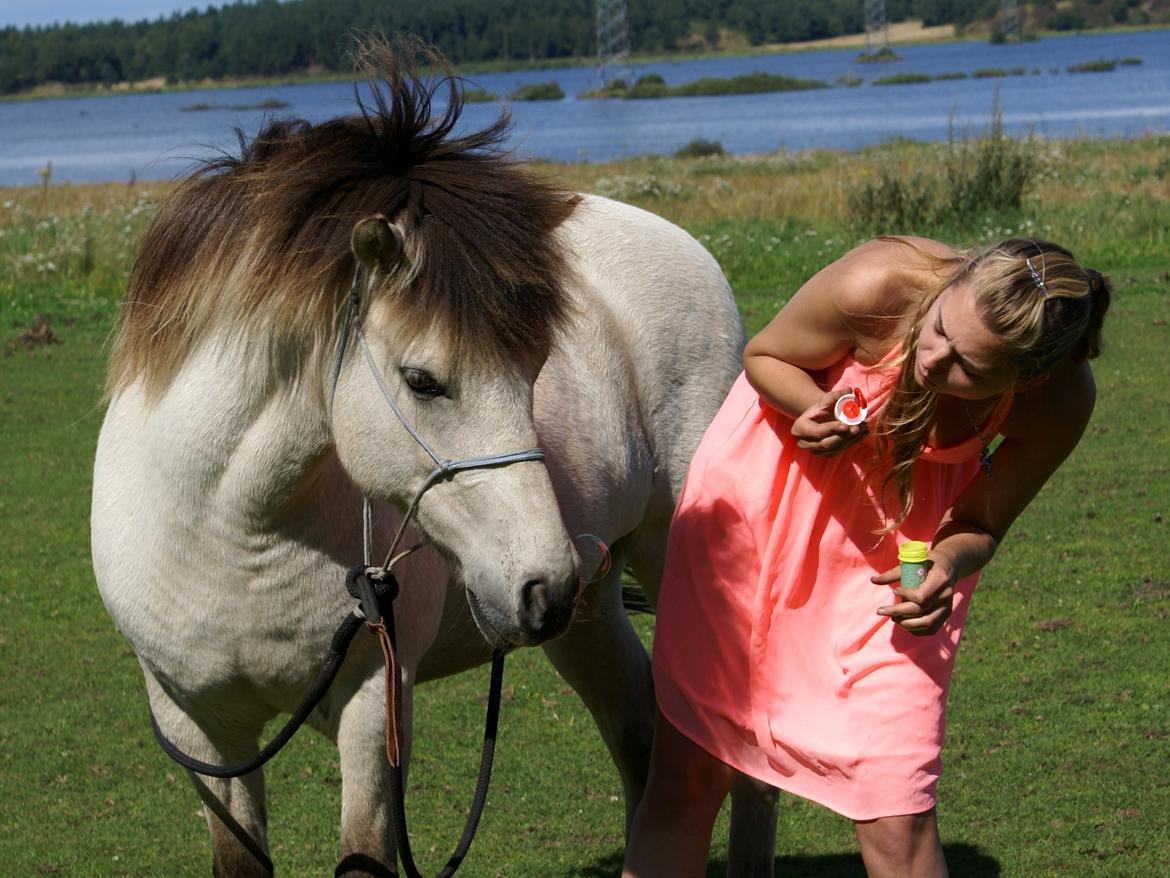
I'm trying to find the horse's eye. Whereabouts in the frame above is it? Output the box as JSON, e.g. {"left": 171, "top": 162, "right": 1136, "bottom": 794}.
{"left": 401, "top": 367, "right": 445, "bottom": 399}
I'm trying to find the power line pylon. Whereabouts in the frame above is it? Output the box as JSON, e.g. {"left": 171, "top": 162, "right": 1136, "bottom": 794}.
{"left": 865, "top": 0, "right": 889, "bottom": 53}
{"left": 1000, "top": 0, "right": 1021, "bottom": 41}
{"left": 596, "top": 0, "right": 634, "bottom": 86}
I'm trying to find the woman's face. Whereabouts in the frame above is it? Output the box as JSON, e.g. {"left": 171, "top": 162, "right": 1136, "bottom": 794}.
{"left": 914, "top": 283, "right": 1017, "bottom": 399}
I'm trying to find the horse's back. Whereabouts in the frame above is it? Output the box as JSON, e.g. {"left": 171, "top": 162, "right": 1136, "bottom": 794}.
{"left": 565, "top": 194, "right": 742, "bottom": 467}
{"left": 563, "top": 194, "right": 743, "bottom": 377}
{"left": 538, "top": 195, "right": 744, "bottom": 596}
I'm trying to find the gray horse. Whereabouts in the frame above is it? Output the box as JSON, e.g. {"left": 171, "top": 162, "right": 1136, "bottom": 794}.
{"left": 91, "top": 40, "right": 764, "bottom": 876}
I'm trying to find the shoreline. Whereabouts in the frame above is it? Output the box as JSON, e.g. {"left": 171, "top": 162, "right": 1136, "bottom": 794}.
{"left": 3, "top": 22, "right": 1165, "bottom": 104}
{"left": 5, "top": 128, "right": 1167, "bottom": 194}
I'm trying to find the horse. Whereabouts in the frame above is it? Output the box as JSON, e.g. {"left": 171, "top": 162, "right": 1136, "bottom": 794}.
{"left": 91, "top": 40, "right": 749, "bottom": 877}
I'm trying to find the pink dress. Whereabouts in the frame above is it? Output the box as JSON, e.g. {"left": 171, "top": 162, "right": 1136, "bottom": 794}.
{"left": 653, "top": 346, "right": 1012, "bottom": 820}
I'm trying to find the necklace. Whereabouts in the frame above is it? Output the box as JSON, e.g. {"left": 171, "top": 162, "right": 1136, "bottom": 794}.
{"left": 961, "top": 399, "right": 994, "bottom": 478}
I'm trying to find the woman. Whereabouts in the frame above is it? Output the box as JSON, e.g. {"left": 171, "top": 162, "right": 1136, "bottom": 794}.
{"left": 622, "top": 236, "right": 1110, "bottom": 877}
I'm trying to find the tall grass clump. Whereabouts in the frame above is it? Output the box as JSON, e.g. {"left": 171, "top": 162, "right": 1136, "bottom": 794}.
{"left": 849, "top": 96, "right": 1037, "bottom": 233}
{"left": 848, "top": 168, "right": 935, "bottom": 231}
{"left": 674, "top": 137, "right": 726, "bottom": 159}
{"left": 943, "top": 100, "right": 1035, "bottom": 217}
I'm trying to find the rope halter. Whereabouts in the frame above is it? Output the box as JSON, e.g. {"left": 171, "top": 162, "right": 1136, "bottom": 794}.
{"left": 327, "top": 265, "right": 545, "bottom": 574}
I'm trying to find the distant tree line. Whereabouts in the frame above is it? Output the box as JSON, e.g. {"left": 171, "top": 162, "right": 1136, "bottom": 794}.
{"left": 0, "top": 0, "right": 1157, "bottom": 95}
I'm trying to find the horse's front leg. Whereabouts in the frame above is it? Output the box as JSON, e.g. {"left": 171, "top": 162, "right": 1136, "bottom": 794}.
{"left": 728, "top": 774, "right": 780, "bottom": 877}
{"left": 540, "top": 546, "right": 656, "bottom": 837}
{"left": 143, "top": 669, "right": 273, "bottom": 878}
{"left": 331, "top": 667, "right": 411, "bottom": 878}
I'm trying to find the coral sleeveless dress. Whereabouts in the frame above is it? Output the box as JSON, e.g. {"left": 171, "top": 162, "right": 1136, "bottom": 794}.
{"left": 653, "top": 346, "right": 1013, "bottom": 820}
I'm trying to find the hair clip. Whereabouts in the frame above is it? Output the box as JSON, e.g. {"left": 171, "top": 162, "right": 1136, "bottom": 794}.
{"left": 1026, "top": 257, "right": 1049, "bottom": 297}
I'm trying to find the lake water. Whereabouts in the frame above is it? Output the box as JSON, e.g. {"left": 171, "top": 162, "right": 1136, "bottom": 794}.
{"left": 1, "top": 28, "right": 1167, "bottom": 186}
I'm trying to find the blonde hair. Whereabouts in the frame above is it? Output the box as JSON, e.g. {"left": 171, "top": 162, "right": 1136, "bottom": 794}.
{"left": 873, "top": 237, "right": 1110, "bottom": 528}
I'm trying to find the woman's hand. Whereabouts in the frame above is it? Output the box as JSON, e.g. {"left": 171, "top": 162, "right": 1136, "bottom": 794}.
{"left": 871, "top": 558, "right": 956, "bottom": 635}
{"left": 791, "top": 388, "right": 869, "bottom": 456}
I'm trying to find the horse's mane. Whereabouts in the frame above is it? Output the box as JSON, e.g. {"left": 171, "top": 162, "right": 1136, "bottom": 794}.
{"left": 108, "top": 37, "right": 580, "bottom": 400}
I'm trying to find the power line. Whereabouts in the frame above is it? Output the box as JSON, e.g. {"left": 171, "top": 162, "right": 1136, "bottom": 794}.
{"left": 1001, "top": 0, "right": 1022, "bottom": 41}
{"left": 596, "top": 0, "right": 634, "bottom": 86}
{"left": 865, "top": 0, "right": 889, "bottom": 53}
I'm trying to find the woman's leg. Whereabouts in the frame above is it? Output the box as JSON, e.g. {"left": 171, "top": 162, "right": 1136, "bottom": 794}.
{"left": 621, "top": 708, "right": 737, "bottom": 878}
{"left": 853, "top": 808, "right": 948, "bottom": 878}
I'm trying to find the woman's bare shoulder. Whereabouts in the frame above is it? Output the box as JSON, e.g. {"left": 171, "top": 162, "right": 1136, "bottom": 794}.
{"left": 829, "top": 236, "right": 959, "bottom": 328}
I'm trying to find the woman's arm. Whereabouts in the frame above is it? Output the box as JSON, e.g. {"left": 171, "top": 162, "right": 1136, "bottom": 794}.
{"left": 744, "top": 240, "right": 911, "bottom": 455}
{"left": 875, "top": 359, "right": 1098, "bottom": 634}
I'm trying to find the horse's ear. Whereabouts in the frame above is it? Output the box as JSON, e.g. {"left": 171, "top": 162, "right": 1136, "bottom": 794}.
{"left": 351, "top": 214, "right": 405, "bottom": 274}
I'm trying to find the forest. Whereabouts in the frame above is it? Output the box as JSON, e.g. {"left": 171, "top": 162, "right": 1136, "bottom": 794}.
{"left": 0, "top": 0, "right": 1163, "bottom": 95}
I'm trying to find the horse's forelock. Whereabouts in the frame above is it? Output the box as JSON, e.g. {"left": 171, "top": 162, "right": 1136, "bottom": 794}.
{"left": 108, "top": 36, "right": 578, "bottom": 400}
{"left": 389, "top": 211, "right": 568, "bottom": 367}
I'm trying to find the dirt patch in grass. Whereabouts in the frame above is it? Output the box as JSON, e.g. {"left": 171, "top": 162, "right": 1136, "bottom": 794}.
{"left": 1134, "top": 577, "right": 1170, "bottom": 601}
{"left": 6, "top": 315, "right": 60, "bottom": 352}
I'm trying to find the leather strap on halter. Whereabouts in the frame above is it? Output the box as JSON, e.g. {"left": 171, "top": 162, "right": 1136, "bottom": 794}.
{"left": 348, "top": 565, "right": 404, "bottom": 767}
{"left": 349, "top": 569, "right": 506, "bottom": 878}
{"left": 370, "top": 620, "right": 401, "bottom": 766}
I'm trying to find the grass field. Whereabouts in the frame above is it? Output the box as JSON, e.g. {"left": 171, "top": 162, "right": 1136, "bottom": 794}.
{"left": 2, "top": 132, "right": 1169, "bottom": 876}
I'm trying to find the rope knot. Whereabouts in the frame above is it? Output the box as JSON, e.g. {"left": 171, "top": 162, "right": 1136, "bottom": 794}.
{"left": 345, "top": 564, "right": 399, "bottom": 624}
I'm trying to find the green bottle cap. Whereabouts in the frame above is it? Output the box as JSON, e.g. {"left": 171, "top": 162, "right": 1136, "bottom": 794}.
{"left": 898, "top": 540, "right": 929, "bottom": 563}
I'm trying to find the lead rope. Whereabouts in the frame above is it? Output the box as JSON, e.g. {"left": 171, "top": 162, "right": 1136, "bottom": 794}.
{"left": 335, "top": 263, "right": 526, "bottom": 878}
{"left": 346, "top": 558, "right": 505, "bottom": 878}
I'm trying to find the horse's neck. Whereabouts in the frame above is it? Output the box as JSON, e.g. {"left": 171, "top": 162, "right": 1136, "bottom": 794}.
{"left": 118, "top": 334, "right": 351, "bottom": 546}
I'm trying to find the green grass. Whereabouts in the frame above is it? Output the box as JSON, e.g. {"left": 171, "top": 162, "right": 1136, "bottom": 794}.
{"left": 3, "top": 136, "right": 1170, "bottom": 875}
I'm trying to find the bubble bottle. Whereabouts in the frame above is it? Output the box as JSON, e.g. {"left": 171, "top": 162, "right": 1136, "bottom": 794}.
{"left": 897, "top": 540, "right": 930, "bottom": 590}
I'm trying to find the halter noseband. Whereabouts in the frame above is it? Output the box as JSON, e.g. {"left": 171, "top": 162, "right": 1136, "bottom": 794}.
{"left": 327, "top": 265, "right": 545, "bottom": 573}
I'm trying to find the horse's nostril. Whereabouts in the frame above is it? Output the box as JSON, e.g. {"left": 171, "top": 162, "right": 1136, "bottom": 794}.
{"left": 518, "top": 569, "right": 579, "bottom": 641}
{"left": 521, "top": 577, "right": 575, "bottom": 642}
{"left": 522, "top": 579, "right": 551, "bottom": 623}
